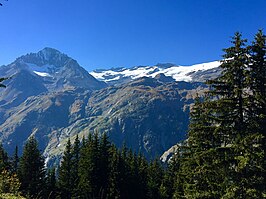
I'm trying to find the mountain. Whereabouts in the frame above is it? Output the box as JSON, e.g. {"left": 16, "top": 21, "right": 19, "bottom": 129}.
{"left": 89, "top": 61, "right": 222, "bottom": 85}
{"left": 11, "top": 47, "right": 106, "bottom": 91}
{"left": 0, "top": 48, "right": 106, "bottom": 154}
{"left": 0, "top": 48, "right": 220, "bottom": 166}
{"left": 0, "top": 48, "right": 106, "bottom": 121}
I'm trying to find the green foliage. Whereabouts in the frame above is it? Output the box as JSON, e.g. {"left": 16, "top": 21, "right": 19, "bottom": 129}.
{"left": 0, "top": 193, "right": 26, "bottom": 199}
{"left": 18, "top": 137, "right": 46, "bottom": 199}
{"left": 56, "top": 132, "right": 167, "bottom": 199}
{"left": 0, "top": 170, "right": 21, "bottom": 196}
{"left": 178, "top": 30, "right": 266, "bottom": 198}
{"left": 0, "top": 144, "right": 21, "bottom": 198}
{"left": 11, "top": 146, "right": 19, "bottom": 175}
{"left": 58, "top": 139, "right": 73, "bottom": 199}
{"left": 0, "top": 144, "right": 9, "bottom": 172}
{"left": 147, "top": 159, "right": 163, "bottom": 199}
{"left": 46, "top": 168, "right": 57, "bottom": 199}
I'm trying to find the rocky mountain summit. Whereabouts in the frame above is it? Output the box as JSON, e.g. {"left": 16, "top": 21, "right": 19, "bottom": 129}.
{"left": 0, "top": 48, "right": 220, "bottom": 165}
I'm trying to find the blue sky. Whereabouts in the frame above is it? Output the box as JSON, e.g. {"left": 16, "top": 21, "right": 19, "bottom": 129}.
{"left": 0, "top": 0, "right": 265, "bottom": 70}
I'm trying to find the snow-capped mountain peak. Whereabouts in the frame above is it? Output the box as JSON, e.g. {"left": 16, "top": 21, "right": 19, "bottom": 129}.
{"left": 3, "top": 48, "right": 106, "bottom": 91}
{"left": 15, "top": 47, "right": 71, "bottom": 74}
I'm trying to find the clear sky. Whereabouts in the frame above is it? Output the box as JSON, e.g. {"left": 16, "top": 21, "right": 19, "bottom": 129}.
{"left": 0, "top": 0, "right": 266, "bottom": 71}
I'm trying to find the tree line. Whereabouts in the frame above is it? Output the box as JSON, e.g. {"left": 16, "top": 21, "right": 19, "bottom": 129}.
{"left": 0, "top": 30, "right": 265, "bottom": 198}
{"left": 0, "top": 134, "right": 167, "bottom": 199}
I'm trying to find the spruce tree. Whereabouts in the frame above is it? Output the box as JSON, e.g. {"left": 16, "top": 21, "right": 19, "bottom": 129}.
{"left": 107, "top": 145, "right": 121, "bottom": 199}
{"left": 182, "top": 97, "right": 223, "bottom": 199}
{"left": 46, "top": 168, "right": 57, "bottom": 199}
{"left": 58, "top": 138, "right": 73, "bottom": 199}
{"left": 160, "top": 147, "right": 185, "bottom": 199}
{"left": 71, "top": 134, "right": 80, "bottom": 197}
{"left": 98, "top": 133, "right": 111, "bottom": 198}
{"left": 0, "top": 143, "right": 9, "bottom": 172}
{"left": 116, "top": 144, "right": 130, "bottom": 199}
{"left": 137, "top": 153, "right": 149, "bottom": 198}
{"left": 205, "top": 32, "right": 249, "bottom": 198}
{"left": 78, "top": 133, "right": 99, "bottom": 198}
{"left": 147, "top": 158, "right": 163, "bottom": 199}
{"left": 11, "top": 146, "right": 19, "bottom": 174}
{"left": 240, "top": 29, "right": 266, "bottom": 198}
{"left": 18, "top": 137, "right": 46, "bottom": 198}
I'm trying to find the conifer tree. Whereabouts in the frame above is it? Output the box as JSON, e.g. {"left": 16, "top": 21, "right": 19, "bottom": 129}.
{"left": 160, "top": 150, "right": 180, "bottom": 199}
{"left": 239, "top": 29, "right": 266, "bottom": 198}
{"left": 11, "top": 146, "right": 19, "bottom": 174}
{"left": 182, "top": 97, "right": 223, "bottom": 198}
{"left": 78, "top": 133, "right": 100, "bottom": 198}
{"left": 137, "top": 153, "right": 149, "bottom": 198}
{"left": 58, "top": 138, "right": 73, "bottom": 199}
{"left": 205, "top": 32, "right": 249, "bottom": 198}
{"left": 208, "top": 32, "right": 248, "bottom": 141}
{"left": 46, "top": 168, "right": 57, "bottom": 199}
{"left": 71, "top": 135, "right": 80, "bottom": 197}
{"left": 98, "top": 133, "right": 111, "bottom": 197}
{"left": 0, "top": 143, "right": 9, "bottom": 172}
{"left": 147, "top": 158, "right": 163, "bottom": 199}
{"left": 116, "top": 144, "right": 130, "bottom": 199}
{"left": 107, "top": 146, "right": 121, "bottom": 199}
{"left": 18, "top": 137, "right": 46, "bottom": 198}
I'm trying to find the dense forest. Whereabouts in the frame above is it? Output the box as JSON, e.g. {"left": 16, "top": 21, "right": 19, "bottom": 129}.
{"left": 0, "top": 30, "right": 265, "bottom": 199}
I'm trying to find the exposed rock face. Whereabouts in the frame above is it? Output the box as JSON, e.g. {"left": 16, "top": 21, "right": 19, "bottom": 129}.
{"left": 44, "top": 78, "right": 207, "bottom": 164}
{"left": 160, "top": 144, "right": 180, "bottom": 163}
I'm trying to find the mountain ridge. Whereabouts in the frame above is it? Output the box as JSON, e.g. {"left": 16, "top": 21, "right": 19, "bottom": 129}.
{"left": 0, "top": 47, "right": 218, "bottom": 165}
{"left": 89, "top": 60, "right": 222, "bottom": 85}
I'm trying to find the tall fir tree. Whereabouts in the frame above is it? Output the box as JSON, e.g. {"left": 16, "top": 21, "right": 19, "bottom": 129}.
{"left": 147, "top": 158, "right": 163, "bottom": 199}
{"left": 58, "top": 138, "right": 73, "bottom": 199}
{"left": 0, "top": 143, "right": 9, "bottom": 172}
{"left": 205, "top": 32, "right": 249, "bottom": 198}
{"left": 11, "top": 146, "right": 19, "bottom": 174}
{"left": 46, "top": 168, "right": 57, "bottom": 199}
{"left": 241, "top": 29, "right": 266, "bottom": 198}
{"left": 160, "top": 146, "right": 186, "bottom": 199}
{"left": 71, "top": 134, "right": 80, "bottom": 197}
{"left": 98, "top": 133, "right": 111, "bottom": 198}
{"left": 78, "top": 133, "right": 100, "bottom": 198}
{"left": 18, "top": 137, "right": 46, "bottom": 199}
{"left": 107, "top": 146, "right": 121, "bottom": 199}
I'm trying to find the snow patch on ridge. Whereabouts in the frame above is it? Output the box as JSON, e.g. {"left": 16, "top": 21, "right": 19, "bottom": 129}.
{"left": 25, "top": 62, "right": 58, "bottom": 77}
{"left": 90, "top": 60, "right": 221, "bottom": 83}
{"left": 33, "top": 71, "right": 52, "bottom": 77}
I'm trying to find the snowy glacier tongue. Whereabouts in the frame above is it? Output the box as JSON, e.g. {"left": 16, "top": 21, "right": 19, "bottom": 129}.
{"left": 90, "top": 60, "right": 221, "bottom": 82}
